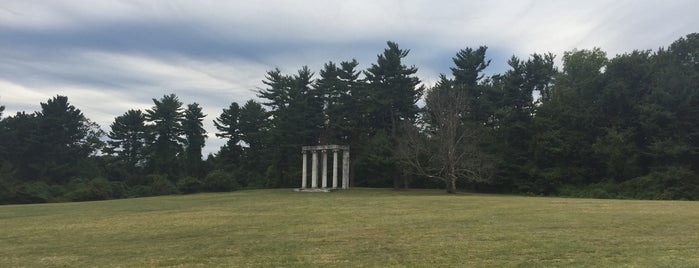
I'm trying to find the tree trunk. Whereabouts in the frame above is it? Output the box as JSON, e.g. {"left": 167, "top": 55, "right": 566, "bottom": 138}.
{"left": 393, "top": 171, "right": 402, "bottom": 190}
{"left": 446, "top": 178, "right": 457, "bottom": 194}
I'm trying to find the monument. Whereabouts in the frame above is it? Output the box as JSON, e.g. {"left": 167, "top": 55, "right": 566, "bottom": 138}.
{"left": 296, "top": 145, "right": 349, "bottom": 192}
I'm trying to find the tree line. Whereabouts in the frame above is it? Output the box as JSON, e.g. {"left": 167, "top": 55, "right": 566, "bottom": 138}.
{"left": 0, "top": 33, "right": 697, "bottom": 203}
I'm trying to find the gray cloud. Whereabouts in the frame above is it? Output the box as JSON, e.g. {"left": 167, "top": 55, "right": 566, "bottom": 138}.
{"left": 1, "top": 0, "right": 698, "bottom": 156}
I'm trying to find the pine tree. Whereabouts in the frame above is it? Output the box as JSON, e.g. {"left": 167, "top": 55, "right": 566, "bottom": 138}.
{"left": 183, "top": 103, "right": 207, "bottom": 177}
{"left": 145, "top": 94, "right": 185, "bottom": 176}
{"left": 213, "top": 102, "right": 242, "bottom": 166}
{"left": 363, "top": 41, "right": 424, "bottom": 189}
{"left": 107, "top": 109, "right": 147, "bottom": 168}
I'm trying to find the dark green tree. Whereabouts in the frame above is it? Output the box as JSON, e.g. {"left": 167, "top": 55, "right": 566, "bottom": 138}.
{"left": 145, "top": 94, "right": 185, "bottom": 177}
{"left": 107, "top": 109, "right": 147, "bottom": 169}
{"left": 0, "top": 112, "right": 40, "bottom": 180}
{"left": 363, "top": 41, "right": 424, "bottom": 189}
{"left": 238, "top": 100, "right": 269, "bottom": 151}
{"left": 213, "top": 102, "right": 242, "bottom": 168}
{"left": 183, "top": 103, "right": 207, "bottom": 177}
{"left": 315, "top": 59, "right": 364, "bottom": 144}
{"left": 36, "top": 96, "right": 103, "bottom": 183}
{"left": 364, "top": 41, "right": 424, "bottom": 136}
{"left": 488, "top": 54, "right": 557, "bottom": 190}
{"left": 237, "top": 100, "right": 271, "bottom": 187}
{"left": 529, "top": 49, "right": 607, "bottom": 193}
{"left": 258, "top": 67, "right": 323, "bottom": 187}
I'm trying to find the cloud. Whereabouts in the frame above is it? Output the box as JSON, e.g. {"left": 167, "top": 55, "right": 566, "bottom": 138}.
{"left": 1, "top": 0, "right": 697, "bottom": 156}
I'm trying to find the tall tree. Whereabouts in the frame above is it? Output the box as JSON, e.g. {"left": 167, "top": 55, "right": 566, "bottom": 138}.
{"left": 237, "top": 100, "right": 271, "bottom": 186}
{"left": 213, "top": 102, "right": 242, "bottom": 166}
{"left": 398, "top": 87, "right": 494, "bottom": 193}
{"left": 107, "top": 109, "right": 147, "bottom": 169}
{"left": 238, "top": 100, "right": 269, "bottom": 151}
{"left": 364, "top": 41, "right": 424, "bottom": 136}
{"left": 145, "top": 94, "right": 185, "bottom": 176}
{"left": 488, "top": 54, "right": 557, "bottom": 189}
{"left": 183, "top": 103, "right": 207, "bottom": 177}
{"left": 0, "top": 112, "right": 40, "bottom": 180}
{"left": 529, "top": 49, "right": 607, "bottom": 192}
{"left": 315, "top": 59, "right": 363, "bottom": 144}
{"left": 363, "top": 41, "right": 424, "bottom": 189}
{"left": 36, "top": 95, "right": 102, "bottom": 183}
{"left": 451, "top": 46, "right": 491, "bottom": 87}
{"left": 257, "top": 67, "right": 323, "bottom": 187}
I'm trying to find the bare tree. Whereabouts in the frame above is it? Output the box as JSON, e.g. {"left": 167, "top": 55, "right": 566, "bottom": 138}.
{"left": 398, "top": 87, "right": 494, "bottom": 193}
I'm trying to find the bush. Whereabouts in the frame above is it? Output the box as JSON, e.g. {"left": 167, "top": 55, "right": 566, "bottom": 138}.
{"left": 63, "top": 177, "right": 128, "bottom": 201}
{"left": 203, "top": 170, "right": 239, "bottom": 192}
{"left": 177, "top": 176, "right": 203, "bottom": 194}
{"left": 0, "top": 165, "right": 19, "bottom": 204}
{"left": 619, "top": 166, "right": 697, "bottom": 200}
{"left": 14, "top": 181, "right": 54, "bottom": 203}
{"left": 148, "top": 174, "right": 178, "bottom": 195}
{"left": 128, "top": 185, "right": 152, "bottom": 198}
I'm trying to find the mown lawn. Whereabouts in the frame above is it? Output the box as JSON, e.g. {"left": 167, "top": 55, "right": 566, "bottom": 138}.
{"left": 1, "top": 188, "right": 699, "bottom": 267}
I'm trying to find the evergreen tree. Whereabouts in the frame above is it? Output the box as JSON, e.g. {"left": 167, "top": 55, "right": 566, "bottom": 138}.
{"left": 37, "top": 96, "right": 102, "bottom": 183}
{"left": 363, "top": 41, "right": 424, "bottom": 189}
{"left": 315, "top": 59, "right": 363, "bottom": 144}
{"left": 238, "top": 100, "right": 271, "bottom": 187}
{"left": 257, "top": 67, "right": 323, "bottom": 187}
{"left": 183, "top": 103, "right": 207, "bottom": 177}
{"left": 364, "top": 41, "right": 424, "bottom": 136}
{"left": 107, "top": 109, "right": 147, "bottom": 169}
{"left": 238, "top": 100, "right": 269, "bottom": 151}
{"left": 145, "top": 94, "right": 185, "bottom": 177}
{"left": 530, "top": 49, "right": 608, "bottom": 193}
{"left": 214, "top": 102, "right": 242, "bottom": 167}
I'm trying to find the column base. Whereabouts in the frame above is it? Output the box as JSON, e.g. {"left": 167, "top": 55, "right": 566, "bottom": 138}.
{"left": 293, "top": 188, "right": 338, "bottom": 193}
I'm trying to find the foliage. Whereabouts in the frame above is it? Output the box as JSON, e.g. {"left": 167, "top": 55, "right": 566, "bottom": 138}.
{"left": 399, "top": 87, "right": 495, "bottom": 193}
{"left": 182, "top": 103, "right": 207, "bottom": 177}
{"left": 2, "top": 35, "right": 699, "bottom": 203}
{"left": 147, "top": 174, "right": 179, "bottom": 195}
{"left": 107, "top": 109, "right": 147, "bottom": 169}
{"left": 176, "top": 176, "right": 203, "bottom": 194}
{"left": 203, "top": 169, "right": 239, "bottom": 192}
{"left": 145, "top": 94, "right": 185, "bottom": 176}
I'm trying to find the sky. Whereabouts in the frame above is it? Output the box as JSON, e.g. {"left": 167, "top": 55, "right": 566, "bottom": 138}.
{"left": 1, "top": 0, "right": 697, "bottom": 156}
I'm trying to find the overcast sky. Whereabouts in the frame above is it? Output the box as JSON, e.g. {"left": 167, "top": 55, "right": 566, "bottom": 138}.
{"left": 1, "top": 0, "right": 697, "bottom": 156}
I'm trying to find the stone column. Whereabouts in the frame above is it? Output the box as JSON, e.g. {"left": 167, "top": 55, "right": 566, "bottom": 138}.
{"left": 311, "top": 150, "right": 318, "bottom": 188}
{"left": 332, "top": 150, "right": 339, "bottom": 189}
{"left": 342, "top": 150, "right": 350, "bottom": 189}
{"left": 321, "top": 150, "right": 328, "bottom": 188}
{"left": 301, "top": 150, "right": 307, "bottom": 189}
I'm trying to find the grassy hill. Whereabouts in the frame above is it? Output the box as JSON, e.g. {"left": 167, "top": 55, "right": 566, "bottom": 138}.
{"left": 2, "top": 188, "right": 699, "bottom": 267}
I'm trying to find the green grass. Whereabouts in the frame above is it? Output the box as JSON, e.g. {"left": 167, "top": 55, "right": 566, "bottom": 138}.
{"left": 2, "top": 188, "right": 699, "bottom": 267}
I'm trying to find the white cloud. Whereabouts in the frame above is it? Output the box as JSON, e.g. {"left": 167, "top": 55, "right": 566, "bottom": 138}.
{"left": 1, "top": 0, "right": 697, "bottom": 156}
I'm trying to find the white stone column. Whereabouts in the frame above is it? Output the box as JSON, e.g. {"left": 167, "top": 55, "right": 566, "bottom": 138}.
{"left": 311, "top": 150, "right": 318, "bottom": 188}
{"left": 321, "top": 150, "right": 328, "bottom": 188}
{"left": 342, "top": 150, "right": 350, "bottom": 189}
{"left": 301, "top": 150, "right": 307, "bottom": 189}
{"left": 332, "top": 150, "right": 339, "bottom": 189}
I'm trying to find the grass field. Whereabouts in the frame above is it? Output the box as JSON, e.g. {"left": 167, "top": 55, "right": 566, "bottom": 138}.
{"left": 2, "top": 188, "right": 699, "bottom": 267}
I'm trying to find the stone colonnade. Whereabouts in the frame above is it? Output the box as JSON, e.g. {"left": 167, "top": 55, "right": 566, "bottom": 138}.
{"left": 301, "top": 145, "right": 349, "bottom": 189}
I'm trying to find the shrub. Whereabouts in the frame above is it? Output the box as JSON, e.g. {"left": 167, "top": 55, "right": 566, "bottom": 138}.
{"left": 63, "top": 177, "right": 128, "bottom": 201}
{"left": 203, "top": 170, "right": 239, "bottom": 192}
{"left": 128, "top": 185, "right": 152, "bottom": 197}
{"left": 177, "top": 176, "right": 202, "bottom": 194}
{"left": 14, "top": 181, "right": 54, "bottom": 203}
{"left": 148, "top": 174, "right": 178, "bottom": 195}
{"left": 619, "top": 166, "right": 697, "bottom": 200}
